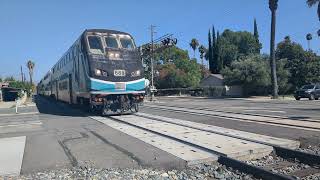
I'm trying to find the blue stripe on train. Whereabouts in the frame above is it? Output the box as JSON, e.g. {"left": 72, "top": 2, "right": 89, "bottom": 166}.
{"left": 90, "top": 78, "right": 145, "bottom": 92}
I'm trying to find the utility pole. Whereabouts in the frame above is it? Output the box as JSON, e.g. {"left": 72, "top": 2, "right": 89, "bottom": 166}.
{"left": 20, "top": 66, "right": 23, "bottom": 82}
{"left": 150, "top": 25, "right": 156, "bottom": 101}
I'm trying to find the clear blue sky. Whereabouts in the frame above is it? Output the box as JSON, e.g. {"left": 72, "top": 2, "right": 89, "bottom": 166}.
{"left": 0, "top": 0, "right": 319, "bottom": 82}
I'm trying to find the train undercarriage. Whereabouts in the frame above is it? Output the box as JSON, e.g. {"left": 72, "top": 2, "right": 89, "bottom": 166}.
{"left": 90, "top": 94, "right": 144, "bottom": 115}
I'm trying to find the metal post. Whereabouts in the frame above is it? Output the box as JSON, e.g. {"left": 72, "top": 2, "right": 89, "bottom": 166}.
{"left": 15, "top": 99, "right": 18, "bottom": 113}
{"left": 20, "top": 66, "right": 23, "bottom": 82}
{"left": 150, "top": 25, "right": 156, "bottom": 101}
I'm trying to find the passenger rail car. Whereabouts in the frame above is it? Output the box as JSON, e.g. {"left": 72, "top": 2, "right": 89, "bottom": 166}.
{"left": 38, "top": 71, "right": 52, "bottom": 96}
{"left": 38, "top": 29, "right": 145, "bottom": 114}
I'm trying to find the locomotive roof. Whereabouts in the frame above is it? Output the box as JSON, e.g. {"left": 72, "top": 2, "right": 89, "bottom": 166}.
{"left": 84, "top": 29, "right": 131, "bottom": 36}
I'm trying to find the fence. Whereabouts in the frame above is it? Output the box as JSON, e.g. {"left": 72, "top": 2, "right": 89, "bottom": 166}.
{"left": 154, "top": 86, "right": 227, "bottom": 97}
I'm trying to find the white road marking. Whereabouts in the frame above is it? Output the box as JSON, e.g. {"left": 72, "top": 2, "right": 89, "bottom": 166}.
{"left": 0, "top": 136, "right": 26, "bottom": 176}
{"left": 0, "top": 121, "right": 42, "bottom": 134}
{"left": 0, "top": 112, "right": 39, "bottom": 117}
{"left": 244, "top": 110, "right": 286, "bottom": 113}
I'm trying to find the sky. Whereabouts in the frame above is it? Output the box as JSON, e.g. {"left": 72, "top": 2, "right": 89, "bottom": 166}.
{"left": 0, "top": 0, "right": 319, "bottom": 82}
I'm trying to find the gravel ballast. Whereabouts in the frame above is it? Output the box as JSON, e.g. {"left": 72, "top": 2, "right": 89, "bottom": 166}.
{"left": 1, "top": 163, "right": 256, "bottom": 180}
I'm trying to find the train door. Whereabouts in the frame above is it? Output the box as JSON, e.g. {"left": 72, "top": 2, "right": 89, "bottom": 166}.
{"left": 69, "top": 74, "right": 73, "bottom": 104}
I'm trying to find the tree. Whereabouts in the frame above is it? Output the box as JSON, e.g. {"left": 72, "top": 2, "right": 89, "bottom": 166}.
{"left": 276, "top": 36, "right": 320, "bottom": 90}
{"left": 306, "top": 33, "right": 313, "bottom": 50}
{"left": 156, "top": 58, "right": 201, "bottom": 88}
{"left": 210, "top": 29, "right": 261, "bottom": 69}
{"left": 154, "top": 46, "right": 189, "bottom": 64}
{"left": 198, "top": 45, "right": 206, "bottom": 76}
{"left": 27, "top": 60, "right": 35, "bottom": 85}
{"left": 276, "top": 59, "right": 291, "bottom": 94}
{"left": 254, "top": 18, "right": 260, "bottom": 53}
{"left": 189, "top": 38, "right": 199, "bottom": 59}
{"left": 222, "top": 55, "right": 271, "bottom": 96}
{"left": 269, "top": 0, "right": 279, "bottom": 99}
{"left": 207, "top": 30, "right": 213, "bottom": 73}
{"left": 276, "top": 36, "right": 305, "bottom": 61}
{"left": 4, "top": 76, "right": 15, "bottom": 82}
{"left": 215, "top": 31, "right": 223, "bottom": 73}
{"left": 9, "top": 79, "right": 33, "bottom": 97}
{"left": 211, "top": 26, "right": 217, "bottom": 73}
{"left": 153, "top": 46, "right": 202, "bottom": 89}
{"left": 307, "top": 0, "right": 320, "bottom": 21}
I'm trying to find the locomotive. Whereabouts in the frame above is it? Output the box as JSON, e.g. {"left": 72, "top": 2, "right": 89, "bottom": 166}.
{"left": 38, "top": 29, "right": 145, "bottom": 114}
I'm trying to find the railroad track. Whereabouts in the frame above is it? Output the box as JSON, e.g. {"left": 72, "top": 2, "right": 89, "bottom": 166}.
{"left": 155, "top": 104, "right": 320, "bottom": 123}
{"left": 143, "top": 104, "right": 320, "bottom": 132}
{"left": 90, "top": 113, "right": 320, "bottom": 180}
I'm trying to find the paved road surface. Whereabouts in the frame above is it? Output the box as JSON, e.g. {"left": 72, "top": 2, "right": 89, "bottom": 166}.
{"left": 0, "top": 96, "right": 319, "bottom": 176}
{"left": 0, "top": 97, "right": 185, "bottom": 176}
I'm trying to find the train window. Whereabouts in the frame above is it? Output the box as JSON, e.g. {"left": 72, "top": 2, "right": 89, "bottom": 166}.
{"left": 59, "top": 81, "right": 68, "bottom": 90}
{"left": 105, "top": 36, "right": 119, "bottom": 48}
{"left": 88, "top": 36, "right": 103, "bottom": 54}
{"left": 120, "top": 37, "right": 135, "bottom": 49}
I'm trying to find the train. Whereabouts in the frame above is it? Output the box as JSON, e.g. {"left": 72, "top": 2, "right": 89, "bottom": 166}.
{"left": 38, "top": 29, "right": 146, "bottom": 114}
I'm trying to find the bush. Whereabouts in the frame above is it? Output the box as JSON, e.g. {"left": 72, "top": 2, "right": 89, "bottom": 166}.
{"left": 9, "top": 81, "right": 33, "bottom": 97}
{"left": 222, "top": 55, "right": 270, "bottom": 96}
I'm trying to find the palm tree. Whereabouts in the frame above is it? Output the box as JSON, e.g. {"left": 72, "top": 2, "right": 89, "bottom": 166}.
{"left": 27, "top": 60, "right": 35, "bottom": 85}
{"left": 306, "top": 33, "right": 313, "bottom": 50}
{"left": 189, "top": 38, "right": 199, "bottom": 59}
{"left": 198, "top": 45, "right": 206, "bottom": 76}
{"left": 269, "top": 0, "right": 279, "bottom": 99}
{"left": 307, "top": 0, "right": 320, "bottom": 21}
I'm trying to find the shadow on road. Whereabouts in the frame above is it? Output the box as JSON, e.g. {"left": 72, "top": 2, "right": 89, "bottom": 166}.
{"left": 35, "top": 95, "right": 87, "bottom": 117}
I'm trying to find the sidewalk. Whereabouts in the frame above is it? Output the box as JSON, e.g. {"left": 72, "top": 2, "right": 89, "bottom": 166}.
{"left": 0, "top": 101, "right": 16, "bottom": 109}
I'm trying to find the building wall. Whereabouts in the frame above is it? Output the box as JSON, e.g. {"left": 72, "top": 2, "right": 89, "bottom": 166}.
{"left": 225, "top": 85, "right": 243, "bottom": 97}
{"left": 200, "top": 74, "right": 243, "bottom": 97}
{"left": 200, "top": 75, "right": 224, "bottom": 87}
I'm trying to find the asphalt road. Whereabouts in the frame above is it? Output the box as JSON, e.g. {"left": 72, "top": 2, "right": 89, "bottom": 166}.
{"left": 0, "top": 96, "right": 186, "bottom": 175}
{"left": 141, "top": 97, "right": 320, "bottom": 147}
{"left": 0, "top": 95, "right": 319, "bottom": 175}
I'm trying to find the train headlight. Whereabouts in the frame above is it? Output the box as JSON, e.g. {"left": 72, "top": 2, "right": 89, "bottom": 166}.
{"left": 95, "top": 69, "right": 108, "bottom": 77}
{"left": 108, "top": 52, "right": 120, "bottom": 60}
{"left": 95, "top": 69, "right": 102, "bottom": 76}
{"left": 131, "top": 70, "right": 141, "bottom": 77}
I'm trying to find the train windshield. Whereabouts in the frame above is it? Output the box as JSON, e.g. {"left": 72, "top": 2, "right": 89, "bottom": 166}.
{"left": 88, "top": 36, "right": 103, "bottom": 54}
{"left": 105, "top": 36, "right": 119, "bottom": 48}
{"left": 120, "top": 37, "right": 135, "bottom": 49}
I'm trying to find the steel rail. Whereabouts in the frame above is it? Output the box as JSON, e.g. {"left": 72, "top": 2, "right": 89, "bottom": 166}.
{"left": 143, "top": 105, "right": 320, "bottom": 131}
{"left": 106, "top": 115, "right": 295, "bottom": 180}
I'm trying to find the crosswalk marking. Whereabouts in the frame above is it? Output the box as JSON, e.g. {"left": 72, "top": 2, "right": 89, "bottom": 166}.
{"left": 0, "top": 136, "right": 26, "bottom": 176}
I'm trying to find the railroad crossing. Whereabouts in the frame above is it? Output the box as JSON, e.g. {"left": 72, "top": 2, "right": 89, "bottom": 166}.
{"left": 0, "top": 96, "right": 319, "bottom": 179}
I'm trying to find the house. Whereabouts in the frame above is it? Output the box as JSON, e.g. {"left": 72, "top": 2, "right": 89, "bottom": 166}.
{"left": 200, "top": 74, "right": 243, "bottom": 97}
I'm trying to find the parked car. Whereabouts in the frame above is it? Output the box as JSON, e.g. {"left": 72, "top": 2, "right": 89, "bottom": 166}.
{"left": 294, "top": 84, "right": 320, "bottom": 100}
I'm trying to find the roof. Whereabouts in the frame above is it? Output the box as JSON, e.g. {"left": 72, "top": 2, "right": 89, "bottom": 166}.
{"left": 204, "top": 74, "right": 224, "bottom": 80}
{"left": 84, "top": 29, "right": 131, "bottom": 36}
{"left": 200, "top": 74, "right": 224, "bottom": 87}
